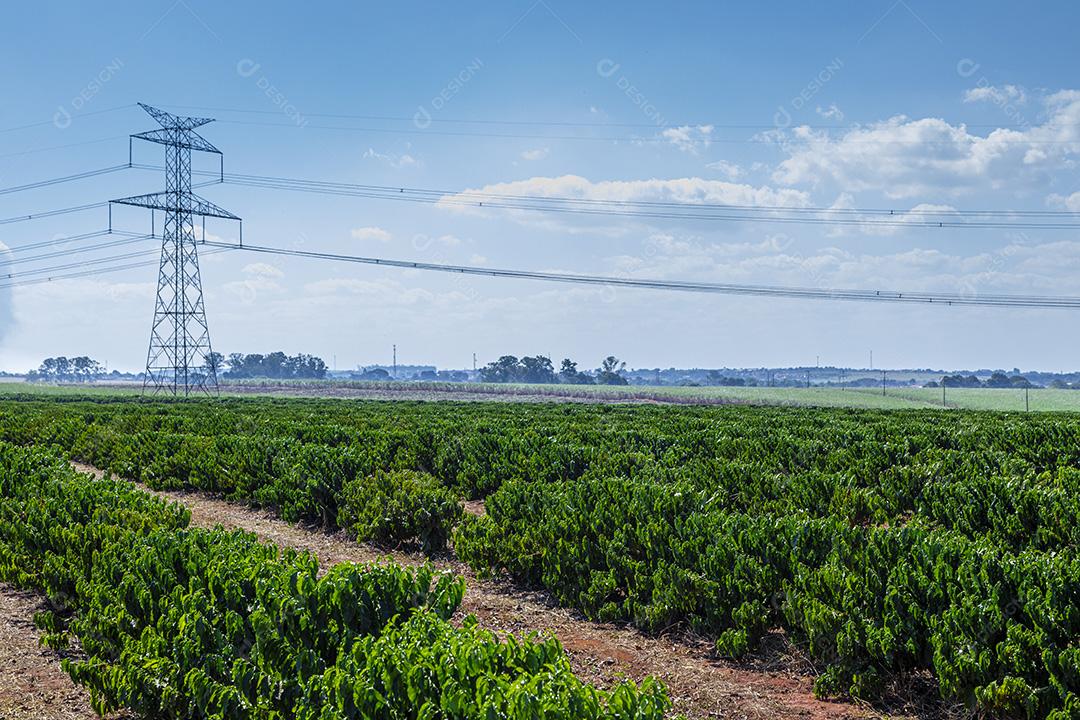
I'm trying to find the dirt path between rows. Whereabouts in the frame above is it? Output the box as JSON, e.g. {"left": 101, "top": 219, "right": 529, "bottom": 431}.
{"left": 73, "top": 464, "right": 873, "bottom": 720}
{"left": 0, "top": 583, "right": 129, "bottom": 720}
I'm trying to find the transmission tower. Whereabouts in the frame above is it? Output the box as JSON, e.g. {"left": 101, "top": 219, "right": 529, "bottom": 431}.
{"left": 112, "top": 103, "right": 240, "bottom": 397}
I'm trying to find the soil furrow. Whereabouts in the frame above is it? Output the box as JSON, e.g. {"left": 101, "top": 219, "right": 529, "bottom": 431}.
{"left": 0, "top": 584, "right": 103, "bottom": 720}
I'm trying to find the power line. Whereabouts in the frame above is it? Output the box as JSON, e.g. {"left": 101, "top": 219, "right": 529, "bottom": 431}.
{"left": 0, "top": 175, "right": 218, "bottom": 228}
{"left": 0, "top": 164, "right": 129, "bottom": 196}
{"left": 171, "top": 166, "right": 1080, "bottom": 230}
{"left": 162, "top": 104, "right": 1060, "bottom": 144}
{"left": 203, "top": 240, "right": 1080, "bottom": 309}
{"left": 0, "top": 153, "right": 1065, "bottom": 237}
{"left": 163, "top": 165, "right": 1080, "bottom": 218}
{"left": 164, "top": 103, "right": 1028, "bottom": 131}
{"left": 0, "top": 135, "right": 129, "bottom": 160}
{"left": 1, "top": 233, "right": 154, "bottom": 266}
{"left": 1, "top": 245, "right": 167, "bottom": 280}
{"left": 0, "top": 202, "right": 109, "bottom": 226}
{"left": 0, "top": 247, "right": 233, "bottom": 290}
{"left": 210, "top": 117, "right": 1078, "bottom": 145}
{"left": 0, "top": 228, "right": 116, "bottom": 253}
{"left": 0, "top": 229, "right": 140, "bottom": 254}
{"left": 0, "top": 104, "right": 137, "bottom": 135}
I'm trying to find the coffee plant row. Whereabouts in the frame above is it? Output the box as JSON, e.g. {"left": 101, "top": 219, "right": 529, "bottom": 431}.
{"left": 0, "top": 438, "right": 671, "bottom": 719}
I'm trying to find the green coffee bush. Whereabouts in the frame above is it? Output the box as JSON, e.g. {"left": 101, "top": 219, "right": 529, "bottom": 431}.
{"left": 339, "top": 469, "right": 463, "bottom": 552}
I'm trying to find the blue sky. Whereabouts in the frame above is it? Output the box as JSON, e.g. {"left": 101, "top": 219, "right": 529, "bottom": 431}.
{"left": 2, "top": 1, "right": 1080, "bottom": 372}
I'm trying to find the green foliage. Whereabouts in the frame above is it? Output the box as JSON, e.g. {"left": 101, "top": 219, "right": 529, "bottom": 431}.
{"left": 456, "top": 474, "right": 1080, "bottom": 717}
{"left": 0, "top": 440, "right": 673, "bottom": 719}
{"left": 339, "top": 469, "right": 463, "bottom": 552}
{"left": 4, "top": 395, "right": 1080, "bottom": 716}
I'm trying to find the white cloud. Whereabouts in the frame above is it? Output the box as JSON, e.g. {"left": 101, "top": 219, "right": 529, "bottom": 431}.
{"left": 521, "top": 148, "right": 550, "bottom": 161}
{"left": 224, "top": 270, "right": 283, "bottom": 305}
{"left": 1047, "top": 190, "right": 1080, "bottom": 212}
{"left": 769, "top": 90, "right": 1080, "bottom": 198}
{"left": 412, "top": 233, "right": 462, "bottom": 250}
{"left": 351, "top": 226, "right": 393, "bottom": 243}
{"left": 436, "top": 174, "right": 811, "bottom": 236}
{"left": 824, "top": 193, "right": 959, "bottom": 237}
{"left": 816, "top": 103, "right": 844, "bottom": 121}
{"left": 440, "top": 175, "right": 809, "bottom": 209}
{"left": 705, "top": 159, "right": 743, "bottom": 180}
{"left": 662, "top": 125, "right": 713, "bottom": 153}
{"left": 300, "top": 276, "right": 482, "bottom": 311}
{"left": 304, "top": 277, "right": 426, "bottom": 299}
{"left": 963, "top": 84, "right": 1027, "bottom": 105}
{"left": 241, "top": 262, "right": 284, "bottom": 278}
{"left": 606, "top": 232, "right": 1080, "bottom": 299}
{"left": 362, "top": 147, "right": 421, "bottom": 169}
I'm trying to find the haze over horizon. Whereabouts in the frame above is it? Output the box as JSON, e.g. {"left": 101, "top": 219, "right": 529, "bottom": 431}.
{"left": 3, "top": 3, "right": 1080, "bottom": 372}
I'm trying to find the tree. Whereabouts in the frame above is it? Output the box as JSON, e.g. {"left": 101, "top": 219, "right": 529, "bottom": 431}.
{"left": 29, "top": 356, "right": 103, "bottom": 383}
{"left": 222, "top": 351, "right": 329, "bottom": 380}
{"left": 558, "top": 358, "right": 592, "bottom": 385}
{"left": 986, "top": 371, "right": 1033, "bottom": 389}
{"left": 227, "top": 353, "right": 244, "bottom": 374}
{"left": 204, "top": 352, "right": 224, "bottom": 377}
{"left": 520, "top": 355, "right": 556, "bottom": 384}
{"left": 942, "top": 374, "right": 981, "bottom": 388}
{"left": 479, "top": 356, "right": 521, "bottom": 383}
{"left": 596, "top": 356, "right": 628, "bottom": 385}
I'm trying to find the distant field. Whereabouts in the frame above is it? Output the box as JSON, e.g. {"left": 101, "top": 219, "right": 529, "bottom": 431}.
{"left": 529, "top": 383, "right": 1077, "bottom": 411}
{"left": 884, "top": 385, "right": 1075, "bottom": 411}
{"left": 4, "top": 378, "right": 1078, "bottom": 411}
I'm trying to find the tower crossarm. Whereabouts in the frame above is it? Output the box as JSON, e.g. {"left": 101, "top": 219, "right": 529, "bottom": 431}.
{"left": 131, "top": 129, "right": 221, "bottom": 154}
{"left": 111, "top": 192, "right": 241, "bottom": 220}
{"left": 138, "top": 102, "right": 213, "bottom": 130}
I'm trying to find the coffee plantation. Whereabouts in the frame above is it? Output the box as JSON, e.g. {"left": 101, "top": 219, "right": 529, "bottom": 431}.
{"left": 1, "top": 393, "right": 1078, "bottom": 717}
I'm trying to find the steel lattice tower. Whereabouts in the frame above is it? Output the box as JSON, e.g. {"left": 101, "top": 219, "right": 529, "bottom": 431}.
{"left": 112, "top": 103, "right": 240, "bottom": 397}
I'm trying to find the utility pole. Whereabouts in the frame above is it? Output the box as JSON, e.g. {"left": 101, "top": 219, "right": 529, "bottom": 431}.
{"left": 472, "top": 352, "right": 477, "bottom": 372}
{"left": 1025, "top": 386, "right": 1030, "bottom": 412}
{"left": 882, "top": 370, "right": 886, "bottom": 396}
{"left": 112, "top": 103, "right": 240, "bottom": 397}
{"left": 942, "top": 381, "right": 946, "bottom": 407}
{"left": 806, "top": 369, "right": 810, "bottom": 388}
{"left": 870, "top": 350, "right": 873, "bottom": 371}
{"left": 393, "top": 344, "right": 397, "bottom": 379}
